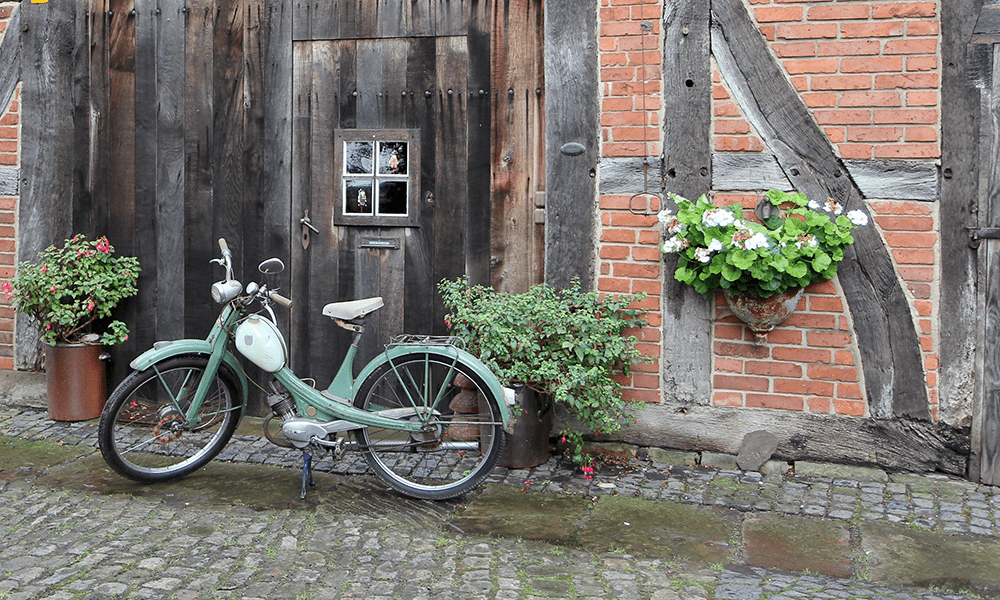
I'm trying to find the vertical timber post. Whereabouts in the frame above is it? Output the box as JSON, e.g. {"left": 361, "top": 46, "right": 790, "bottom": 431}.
{"left": 543, "top": 0, "right": 598, "bottom": 290}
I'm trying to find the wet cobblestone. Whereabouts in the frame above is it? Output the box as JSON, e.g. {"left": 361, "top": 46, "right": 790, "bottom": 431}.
{"left": 0, "top": 407, "right": 994, "bottom": 599}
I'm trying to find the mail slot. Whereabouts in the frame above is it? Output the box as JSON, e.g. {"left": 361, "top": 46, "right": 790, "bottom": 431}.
{"left": 358, "top": 237, "right": 399, "bottom": 249}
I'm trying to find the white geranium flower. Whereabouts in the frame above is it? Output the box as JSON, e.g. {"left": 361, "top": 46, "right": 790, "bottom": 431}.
{"left": 707, "top": 238, "right": 724, "bottom": 253}
{"left": 662, "top": 238, "right": 684, "bottom": 253}
{"left": 808, "top": 199, "right": 821, "bottom": 210}
{"left": 694, "top": 247, "right": 712, "bottom": 263}
{"left": 744, "top": 232, "right": 770, "bottom": 251}
{"left": 656, "top": 209, "right": 674, "bottom": 226}
{"left": 846, "top": 209, "right": 869, "bottom": 226}
{"left": 702, "top": 208, "right": 735, "bottom": 228}
{"left": 823, "top": 198, "right": 843, "bottom": 215}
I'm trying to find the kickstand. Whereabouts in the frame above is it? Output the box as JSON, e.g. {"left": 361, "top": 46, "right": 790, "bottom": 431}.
{"left": 300, "top": 450, "right": 315, "bottom": 499}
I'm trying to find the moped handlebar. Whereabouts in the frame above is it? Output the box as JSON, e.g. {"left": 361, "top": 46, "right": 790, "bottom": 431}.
{"left": 270, "top": 292, "right": 293, "bottom": 308}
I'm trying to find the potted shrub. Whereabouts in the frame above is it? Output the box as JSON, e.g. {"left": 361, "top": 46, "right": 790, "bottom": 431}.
{"left": 660, "top": 190, "right": 869, "bottom": 343}
{"left": 439, "top": 278, "right": 653, "bottom": 467}
{"left": 4, "top": 235, "right": 140, "bottom": 420}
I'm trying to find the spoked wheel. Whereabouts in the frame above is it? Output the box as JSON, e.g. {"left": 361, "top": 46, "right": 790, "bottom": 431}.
{"left": 98, "top": 356, "right": 243, "bottom": 482}
{"left": 353, "top": 353, "right": 506, "bottom": 500}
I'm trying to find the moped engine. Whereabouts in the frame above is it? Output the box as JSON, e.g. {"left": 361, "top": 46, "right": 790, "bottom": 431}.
{"left": 267, "top": 392, "right": 296, "bottom": 421}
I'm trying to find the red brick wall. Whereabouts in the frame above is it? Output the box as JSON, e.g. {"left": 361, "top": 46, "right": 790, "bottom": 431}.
{"left": 600, "top": 0, "right": 942, "bottom": 420}
{"left": 599, "top": 0, "right": 665, "bottom": 403}
{"left": 725, "top": 0, "right": 940, "bottom": 160}
{"left": 0, "top": 2, "right": 19, "bottom": 369}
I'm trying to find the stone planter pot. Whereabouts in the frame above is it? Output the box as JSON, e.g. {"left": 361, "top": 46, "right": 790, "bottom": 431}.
{"left": 722, "top": 287, "right": 805, "bottom": 345}
{"left": 45, "top": 343, "right": 108, "bottom": 421}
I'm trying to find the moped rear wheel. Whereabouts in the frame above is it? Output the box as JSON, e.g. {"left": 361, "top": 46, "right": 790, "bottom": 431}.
{"left": 98, "top": 356, "right": 243, "bottom": 482}
{"left": 353, "top": 353, "right": 506, "bottom": 500}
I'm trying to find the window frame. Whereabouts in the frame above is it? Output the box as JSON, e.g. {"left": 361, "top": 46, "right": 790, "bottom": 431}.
{"left": 333, "top": 129, "right": 420, "bottom": 228}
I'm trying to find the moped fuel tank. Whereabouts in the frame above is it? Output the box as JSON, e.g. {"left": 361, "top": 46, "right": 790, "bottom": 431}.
{"left": 235, "top": 314, "right": 287, "bottom": 372}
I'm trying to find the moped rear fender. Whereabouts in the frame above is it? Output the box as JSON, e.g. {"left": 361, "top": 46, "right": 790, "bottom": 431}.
{"left": 353, "top": 344, "right": 515, "bottom": 434}
{"left": 129, "top": 340, "right": 249, "bottom": 405}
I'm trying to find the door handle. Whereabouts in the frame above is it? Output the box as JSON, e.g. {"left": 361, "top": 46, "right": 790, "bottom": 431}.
{"left": 300, "top": 211, "right": 320, "bottom": 234}
{"left": 300, "top": 210, "right": 320, "bottom": 250}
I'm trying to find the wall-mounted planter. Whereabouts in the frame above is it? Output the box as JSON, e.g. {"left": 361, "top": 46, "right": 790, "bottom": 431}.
{"left": 722, "top": 287, "right": 804, "bottom": 345}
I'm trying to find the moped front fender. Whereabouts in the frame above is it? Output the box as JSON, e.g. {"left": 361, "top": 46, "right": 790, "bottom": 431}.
{"left": 129, "top": 340, "right": 249, "bottom": 404}
{"left": 353, "top": 345, "right": 515, "bottom": 434}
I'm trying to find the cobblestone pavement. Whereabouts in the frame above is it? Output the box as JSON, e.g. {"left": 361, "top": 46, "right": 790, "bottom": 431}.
{"left": 0, "top": 407, "right": 993, "bottom": 600}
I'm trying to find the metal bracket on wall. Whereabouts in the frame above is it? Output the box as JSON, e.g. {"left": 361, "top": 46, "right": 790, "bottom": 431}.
{"left": 967, "top": 226, "right": 1000, "bottom": 249}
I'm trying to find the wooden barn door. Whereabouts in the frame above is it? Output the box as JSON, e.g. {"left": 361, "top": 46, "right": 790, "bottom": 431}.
{"left": 288, "top": 4, "right": 495, "bottom": 380}
{"left": 972, "top": 20, "right": 1000, "bottom": 485}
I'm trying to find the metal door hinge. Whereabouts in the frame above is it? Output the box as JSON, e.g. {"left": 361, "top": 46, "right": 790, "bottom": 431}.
{"left": 967, "top": 227, "right": 1000, "bottom": 248}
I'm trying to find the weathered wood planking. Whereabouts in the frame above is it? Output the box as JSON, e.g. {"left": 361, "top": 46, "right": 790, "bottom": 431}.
{"left": 214, "top": 0, "right": 248, "bottom": 262}
{"left": 489, "top": 0, "right": 544, "bottom": 293}
{"left": 465, "top": 0, "right": 492, "bottom": 287}
{"left": 107, "top": 0, "right": 139, "bottom": 380}
{"left": 71, "top": 0, "right": 97, "bottom": 235}
{"left": 660, "top": 0, "right": 713, "bottom": 404}
{"left": 977, "top": 43, "right": 1000, "bottom": 485}
{"left": 946, "top": 0, "right": 988, "bottom": 481}
{"left": 402, "top": 37, "right": 437, "bottom": 337}
{"left": 707, "top": 153, "right": 939, "bottom": 201}
{"left": 183, "top": 0, "right": 216, "bottom": 335}
{"left": 17, "top": 0, "right": 79, "bottom": 368}
{"left": 133, "top": 0, "right": 159, "bottom": 351}
{"left": 973, "top": 5, "right": 1000, "bottom": 44}
{"left": 0, "top": 168, "right": 17, "bottom": 196}
{"left": 249, "top": 0, "right": 293, "bottom": 411}
{"left": 435, "top": 0, "right": 468, "bottom": 37}
{"left": 599, "top": 156, "right": 665, "bottom": 197}
{"left": 430, "top": 36, "right": 469, "bottom": 328}
{"left": 244, "top": 0, "right": 266, "bottom": 274}
{"left": 605, "top": 402, "right": 968, "bottom": 476}
{"left": 296, "top": 0, "right": 442, "bottom": 41}
{"left": 842, "top": 160, "right": 938, "bottom": 201}
{"left": 154, "top": 0, "right": 186, "bottom": 341}
{"left": 543, "top": 0, "right": 597, "bottom": 290}
{"left": 289, "top": 39, "right": 315, "bottom": 371}
{"left": 0, "top": 3, "right": 19, "bottom": 119}
{"left": 712, "top": 0, "right": 929, "bottom": 420}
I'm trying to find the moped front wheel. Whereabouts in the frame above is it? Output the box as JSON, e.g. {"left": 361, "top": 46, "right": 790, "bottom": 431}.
{"left": 353, "top": 353, "right": 506, "bottom": 500}
{"left": 98, "top": 355, "right": 243, "bottom": 482}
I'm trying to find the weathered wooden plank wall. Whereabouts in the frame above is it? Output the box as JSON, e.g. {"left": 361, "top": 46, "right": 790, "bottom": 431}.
{"left": 0, "top": 3, "right": 19, "bottom": 116}
{"left": 661, "top": 0, "right": 713, "bottom": 404}
{"left": 490, "top": 0, "right": 544, "bottom": 294}
{"left": 976, "top": 43, "right": 1000, "bottom": 484}
{"left": 287, "top": 2, "right": 504, "bottom": 384}
{"left": 17, "top": 0, "right": 82, "bottom": 369}
{"left": 544, "top": 0, "right": 597, "bottom": 290}
{"left": 20, "top": 0, "right": 541, "bottom": 414}
{"left": 942, "top": 0, "right": 984, "bottom": 479}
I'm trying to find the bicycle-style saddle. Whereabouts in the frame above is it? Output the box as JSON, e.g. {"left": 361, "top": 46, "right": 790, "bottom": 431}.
{"left": 322, "top": 297, "right": 384, "bottom": 321}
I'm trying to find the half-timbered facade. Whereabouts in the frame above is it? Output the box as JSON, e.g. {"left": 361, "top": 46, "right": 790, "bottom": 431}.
{"left": 2, "top": 0, "right": 998, "bottom": 481}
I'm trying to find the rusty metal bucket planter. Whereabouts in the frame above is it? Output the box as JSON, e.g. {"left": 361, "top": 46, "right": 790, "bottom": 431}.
{"left": 722, "top": 287, "right": 805, "bottom": 346}
{"left": 499, "top": 385, "right": 553, "bottom": 469}
{"left": 45, "top": 343, "right": 108, "bottom": 421}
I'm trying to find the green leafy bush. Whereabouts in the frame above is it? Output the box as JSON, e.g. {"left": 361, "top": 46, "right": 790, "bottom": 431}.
{"left": 661, "top": 190, "right": 868, "bottom": 298}
{"left": 4, "top": 235, "right": 140, "bottom": 345}
{"left": 439, "top": 278, "right": 654, "bottom": 464}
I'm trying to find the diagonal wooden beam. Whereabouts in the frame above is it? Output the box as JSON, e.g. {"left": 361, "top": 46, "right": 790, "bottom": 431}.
{"left": 710, "top": 0, "right": 929, "bottom": 420}
{"left": 0, "top": 3, "right": 21, "bottom": 116}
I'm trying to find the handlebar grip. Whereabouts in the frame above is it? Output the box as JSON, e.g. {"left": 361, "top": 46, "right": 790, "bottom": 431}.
{"left": 218, "top": 238, "right": 229, "bottom": 253}
{"left": 271, "top": 292, "right": 293, "bottom": 308}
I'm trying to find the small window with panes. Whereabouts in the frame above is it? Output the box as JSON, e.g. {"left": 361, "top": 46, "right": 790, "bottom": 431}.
{"left": 334, "top": 130, "right": 419, "bottom": 227}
